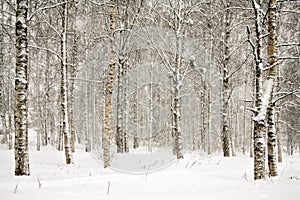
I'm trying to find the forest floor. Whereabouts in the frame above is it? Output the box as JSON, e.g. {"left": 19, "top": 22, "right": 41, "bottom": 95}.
{"left": 0, "top": 134, "right": 300, "bottom": 200}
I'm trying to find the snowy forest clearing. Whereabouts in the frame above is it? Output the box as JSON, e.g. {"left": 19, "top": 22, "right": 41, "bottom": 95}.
{"left": 1, "top": 0, "right": 299, "bottom": 198}
{"left": 1, "top": 147, "right": 300, "bottom": 200}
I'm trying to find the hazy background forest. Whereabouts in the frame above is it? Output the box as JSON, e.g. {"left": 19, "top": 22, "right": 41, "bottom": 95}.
{"left": 0, "top": 0, "right": 299, "bottom": 182}
{"left": 1, "top": 0, "right": 300, "bottom": 199}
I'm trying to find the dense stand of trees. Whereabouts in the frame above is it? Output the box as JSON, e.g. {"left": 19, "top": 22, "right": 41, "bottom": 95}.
{"left": 0, "top": 0, "right": 299, "bottom": 180}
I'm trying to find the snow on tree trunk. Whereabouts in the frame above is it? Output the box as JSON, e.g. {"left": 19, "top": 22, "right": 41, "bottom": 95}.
{"left": 14, "top": 0, "right": 30, "bottom": 176}
{"left": 133, "top": 79, "right": 139, "bottom": 149}
{"left": 123, "top": 66, "right": 129, "bottom": 153}
{"left": 148, "top": 65, "right": 153, "bottom": 153}
{"left": 267, "top": 100, "right": 277, "bottom": 176}
{"left": 251, "top": 0, "right": 279, "bottom": 180}
{"left": 251, "top": 0, "right": 266, "bottom": 180}
{"left": 61, "top": 1, "right": 73, "bottom": 164}
{"left": 103, "top": 0, "right": 116, "bottom": 168}
{"left": 172, "top": 0, "right": 185, "bottom": 159}
{"left": 116, "top": 61, "right": 124, "bottom": 153}
{"left": 0, "top": 0, "right": 6, "bottom": 145}
{"left": 266, "top": 0, "right": 278, "bottom": 177}
{"left": 69, "top": 35, "right": 77, "bottom": 153}
{"left": 276, "top": 110, "right": 282, "bottom": 163}
{"left": 69, "top": 2, "right": 78, "bottom": 152}
{"left": 174, "top": 79, "right": 183, "bottom": 159}
{"left": 243, "top": 68, "right": 248, "bottom": 155}
{"left": 221, "top": 2, "right": 231, "bottom": 157}
{"left": 8, "top": 114, "right": 13, "bottom": 150}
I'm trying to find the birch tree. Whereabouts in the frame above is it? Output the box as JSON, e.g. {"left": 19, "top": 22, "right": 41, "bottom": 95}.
{"left": 150, "top": 0, "right": 196, "bottom": 159}
{"left": 266, "top": 0, "right": 278, "bottom": 177}
{"left": 0, "top": 0, "right": 5, "bottom": 144}
{"left": 15, "top": 0, "right": 30, "bottom": 176}
{"left": 68, "top": 0, "right": 79, "bottom": 153}
{"left": 248, "top": 0, "right": 266, "bottom": 180}
{"left": 60, "top": 1, "right": 73, "bottom": 164}
{"left": 249, "top": 0, "right": 280, "bottom": 180}
{"left": 164, "top": 0, "right": 187, "bottom": 159}
{"left": 221, "top": 1, "right": 232, "bottom": 157}
{"left": 103, "top": 0, "right": 117, "bottom": 168}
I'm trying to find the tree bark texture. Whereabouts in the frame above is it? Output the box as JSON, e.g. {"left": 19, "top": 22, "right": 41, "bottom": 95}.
{"left": 0, "top": 0, "right": 6, "bottom": 145}
{"left": 103, "top": 0, "right": 116, "bottom": 168}
{"left": 252, "top": 0, "right": 266, "bottom": 180}
{"left": 267, "top": 101, "right": 277, "bottom": 176}
{"left": 266, "top": 0, "right": 278, "bottom": 177}
{"left": 133, "top": 80, "right": 139, "bottom": 149}
{"left": 116, "top": 61, "right": 125, "bottom": 153}
{"left": 61, "top": 1, "right": 73, "bottom": 164}
{"left": 14, "top": 0, "right": 30, "bottom": 176}
{"left": 221, "top": 2, "right": 231, "bottom": 157}
{"left": 174, "top": 82, "right": 183, "bottom": 159}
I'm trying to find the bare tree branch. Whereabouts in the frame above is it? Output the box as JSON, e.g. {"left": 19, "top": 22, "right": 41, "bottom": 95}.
{"left": 27, "top": 1, "right": 70, "bottom": 22}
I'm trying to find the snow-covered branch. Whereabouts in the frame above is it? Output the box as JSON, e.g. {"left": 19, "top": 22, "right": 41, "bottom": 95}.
{"left": 69, "top": 77, "right": 103, "bottom": 83}
{"left": 27, "top": 1, "right": 71, "bottom": 22}
{"left": 263, "top": 60, "right": 283, "bottom": 71}
{"left": 279, "top": 120, "right": 299, "bottom": 132}
{"left": 274, "top": 91, "right": 300, "bottom": 104}
{"left": 277, "top": 43, "right": 300, "bottom": 47}
{"left": 3, "top": 0, "right": 16, "bottom": 12}
{"left": 28, "top": 45, "right": 62, "bottom": 61}
{"left": 226, "top": 50, "right": 250, "bottom": 80}
{"left": 278, "top": 56, "right": 300, "bottom": 60}
{"left": 88, "top": 0, "right": 112, "bottom": 7}
{"left": 40, "top": 19, "right": 61, "bottom": 37}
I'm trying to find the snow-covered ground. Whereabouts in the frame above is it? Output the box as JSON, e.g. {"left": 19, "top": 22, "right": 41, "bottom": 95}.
{"left": 1, "top": 147, "right": 300, "bottom": 200}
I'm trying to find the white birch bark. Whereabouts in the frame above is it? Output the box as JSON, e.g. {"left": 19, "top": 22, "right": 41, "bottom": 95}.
{"left": 69, "top": 2, "right": 78, "bottom": 152}
{"left": 276, "top": 109, "right": 282, "bottom": 163}
{"left": 116, "top": 60, "right": 124, "bottom": 153}
{"left": 0, "top": 0, "right": 6, "bottom": 145}
{"left": 61, "top": 1, "right": 73, "bottom": 164}
{"left": 103, "top": 0, "right": 116, "bottom": 168}
{"left": 251, "top": 0, "right": 279, "bottom": 180}
{"left": 266, "top": 0, "right": 278, "bottom": 177}
{"left": 148, "top": 65, "right": 153, "bottom": 153}
{"left": 251, "top": 0, "right": 266, "bottom": 180}
{"left": 221, "top": 1, "right": 231, "bottom": 157}
{"left": 133, "top": 78, "right": 139, "bottom": 149}
{"left": 14, "top": 0, "right": 30, "bottom": 176}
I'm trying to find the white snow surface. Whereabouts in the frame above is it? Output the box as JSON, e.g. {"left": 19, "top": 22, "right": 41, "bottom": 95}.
{"left": 1, "top": 133, "right": 300, "bottom": 200}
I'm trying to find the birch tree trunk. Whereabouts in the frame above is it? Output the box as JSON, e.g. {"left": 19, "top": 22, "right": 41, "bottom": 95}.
{"left": 0, "top": 0, "right": 6, "bottom": 145}
{"left": 14, "top": 0, "right": 30, "bottom": 176}
{"left": 267, "top": 100, "right": 277, "bottom": 176}
{"left": 116, "top": 61, "right": 124, "bottom": 153}
{"left": 61, "top": 1, "right": 73, "bottom": 164}
{"left": 8, "top": 114, "right": 13, "bottom": 150}
{"left": 69, "top": 39, "right": 76, "bottom": 153}
{"left": 103, "top": 0, "right": 116, "bottom": 168}
{"left": 221, "top": 2, "right": 231, "bottom": 157}
{"left": 69, "top": 1, "right": 78, "bottom": 152}
{"left": 266, "top": 0, "right": 278, "bottom": 177}
{"left": 172, "top": 0, "right": 184, "bottom": 159}
{"left": 133, "top": 79, "right": 139, "bottom": 149}
{"left": 251, "top": 0, "right": 279, "bottom": 180}
{"left": 174, "top": 78, "right": 183, "bottom": 159}
{"left": 242, "top": 68, "right": 248, "bottom": 155}
{"left": 148, "top": 65, "right": 153, "bottom": 153}
{"left": 123, "top": 67, "right": 129, "bottom": 153}
{"left": 251, "top": 0, "right": 266, "bottom": 180}
{"left": 276, "top": 110, "right": 282, "bottom": 163}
